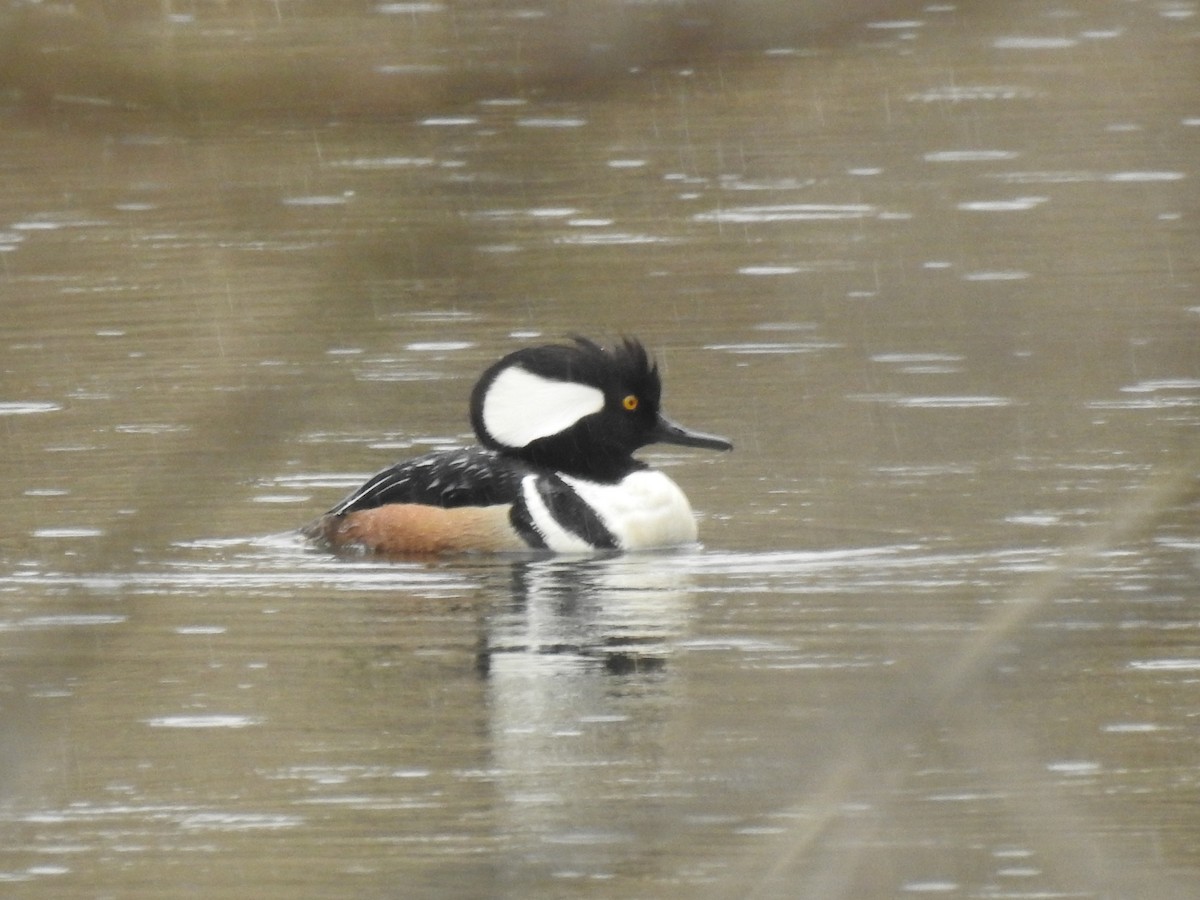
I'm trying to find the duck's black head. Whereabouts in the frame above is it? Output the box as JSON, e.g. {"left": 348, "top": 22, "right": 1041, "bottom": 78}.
{"left": 469, "top": 336, "right": 732, "bottom": 482}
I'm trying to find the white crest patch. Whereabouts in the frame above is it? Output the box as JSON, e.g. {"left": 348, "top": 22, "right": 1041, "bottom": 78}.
{"left": 482, "top": 366, "right": 605, "bottom": 449}
{"left": 561, "top": 471, "right": 698, "bottom": 550}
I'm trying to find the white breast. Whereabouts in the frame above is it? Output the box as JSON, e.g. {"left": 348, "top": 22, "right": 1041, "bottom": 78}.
{"left": 561, "top": 471, "right": 699, "bottom": 551}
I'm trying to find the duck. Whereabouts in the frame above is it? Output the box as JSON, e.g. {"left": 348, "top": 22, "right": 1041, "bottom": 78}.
{"left": 303, "top": 336, "right": 731, "bottom": 557}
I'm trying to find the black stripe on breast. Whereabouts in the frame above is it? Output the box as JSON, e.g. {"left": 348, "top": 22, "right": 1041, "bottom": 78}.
{"left": 508, "top": 498, "right": 548, "bottom": 549}
{"left": 511, "top": 475, "right": 619, "bottom": 550}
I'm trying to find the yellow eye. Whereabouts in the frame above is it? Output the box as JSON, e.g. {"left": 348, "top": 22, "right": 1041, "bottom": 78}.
{"left": 622, "top": 394, "right": 639, "bottom": 411}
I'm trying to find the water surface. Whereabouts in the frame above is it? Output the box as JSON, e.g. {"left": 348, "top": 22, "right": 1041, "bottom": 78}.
{"left": 1, "top": 1, "right": 1198, "bottom": 897}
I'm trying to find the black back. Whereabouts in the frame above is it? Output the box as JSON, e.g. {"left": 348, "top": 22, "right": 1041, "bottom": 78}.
{"left": 328, "top": 447, "right": 534, "bottom": 515}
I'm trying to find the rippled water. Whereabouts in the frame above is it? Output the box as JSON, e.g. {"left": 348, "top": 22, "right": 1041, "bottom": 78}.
{"left": 1, "top": 1, "right": 1198, "bottom": 897}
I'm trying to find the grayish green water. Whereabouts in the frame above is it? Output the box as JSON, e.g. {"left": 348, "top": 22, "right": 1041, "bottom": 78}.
{"left": 1, "top": 1, "right": 1198, "bottom": 897}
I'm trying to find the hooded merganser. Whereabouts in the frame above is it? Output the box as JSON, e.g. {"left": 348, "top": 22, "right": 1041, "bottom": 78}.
{"left": 303, "top": 336, "right": 732, "bottom": 557}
